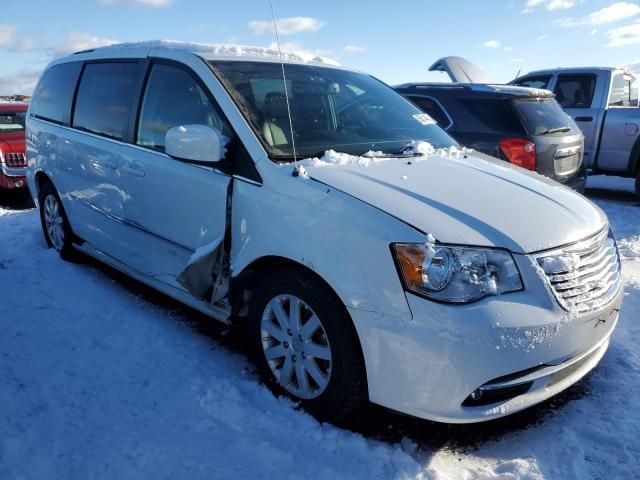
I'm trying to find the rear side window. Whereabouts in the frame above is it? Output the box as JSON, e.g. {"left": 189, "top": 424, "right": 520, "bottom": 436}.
{"left": 609, "top": 74, "right": 637, "bottom": 107}
{"left": 73, "top": 62, "right": 142, "bottom": 141}
{"left": 406, "top": 95, "right": 451, "bottom": 129}
{"left": 0, "top": 110, "right": 26, "bottom": 132}
{"left": 457, "top": 98, "right": 525, "bottom": 134}
{"left": 553, "top": 74, "right": 596, "bottom": 109}
{"left": 30, "top": 62, "right": 82, "bottom": 124}
{"left": 512, "top": 75, "right": 552, "bottom": 89}
{"left": 136, "top": 63, "right": 232, "bottom": 152}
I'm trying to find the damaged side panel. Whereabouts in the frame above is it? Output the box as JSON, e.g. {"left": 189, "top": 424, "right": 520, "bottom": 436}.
{"left": 177, "top": 179, "right": 232, "bottom": 307}
{"left": 177, "top": 235, "right": 225, "bottom": 300}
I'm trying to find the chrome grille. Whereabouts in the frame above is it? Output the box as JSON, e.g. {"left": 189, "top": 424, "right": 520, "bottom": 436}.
{"left": 4, "top": 152, "right": 26, "bottom": 167}
{"left": 536, "top": 227, "right": 622, "bottom": 313}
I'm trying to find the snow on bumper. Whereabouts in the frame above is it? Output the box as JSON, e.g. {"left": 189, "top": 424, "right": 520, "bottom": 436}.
{"left": 349, "top": 254, "right": 623, "bottom": 423}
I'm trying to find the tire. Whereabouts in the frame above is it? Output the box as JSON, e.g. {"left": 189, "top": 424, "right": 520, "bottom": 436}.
{"left": 247, "top": 267, "right": 367, "bottom": 422}
{"left": 38, "top": 181, "right": 76, "bottom": 260}
{"left": 636, "top": 170, "right": 640, "bottom": 202}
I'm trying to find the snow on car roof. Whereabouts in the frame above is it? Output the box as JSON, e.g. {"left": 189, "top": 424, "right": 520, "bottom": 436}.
{"left": 88, "top": 40, "right": 341, "bottom": 67}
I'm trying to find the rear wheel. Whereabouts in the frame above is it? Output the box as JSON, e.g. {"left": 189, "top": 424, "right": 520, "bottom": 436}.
{"left": 38, "top": 181, "right": 76, "bottom": 259}
{"left": 248, "top": 268, "right": 367, "bottom": 422}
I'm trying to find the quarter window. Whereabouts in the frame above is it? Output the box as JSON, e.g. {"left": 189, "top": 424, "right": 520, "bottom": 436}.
{"left": 458, "top": 98, "right": 526, "bottom": 134}
{"left": 407, "top": 96, "right": 451, "bottom": 129}
{"left": 137, "top": 64, "right": 231, "bottom": 152}
{"left": 30, "top": 62, "right": 82, "bottom": 124}
{"left": 553, "top": 74, "right": 596, "bottom": 109}
{"left": 609, "top": 74, "right": 636, "bottom": 107}
{"left": 73, "top": 62, "right": 142, "bottom": 141}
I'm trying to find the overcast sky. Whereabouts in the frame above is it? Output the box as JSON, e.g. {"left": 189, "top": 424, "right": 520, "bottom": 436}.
{"left": 2, "top": 0, "right": 640, "bottom": 94}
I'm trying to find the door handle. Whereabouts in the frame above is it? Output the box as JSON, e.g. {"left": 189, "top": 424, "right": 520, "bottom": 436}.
{"left": 90, "top": 158, "right": 118, "bottom": 170}
{"left": 575, "top": 116, "right": 593, "bottom": 122}
{"left": 121, "top": 164, "right": 146, "bottom": 178}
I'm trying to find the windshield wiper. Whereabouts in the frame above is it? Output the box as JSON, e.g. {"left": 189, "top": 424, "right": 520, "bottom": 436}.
{"left": 541, "top": 126, "right": 571, "bottom": 135}
{"left": 365, "top": 151, "right": 422, "bottom": 158}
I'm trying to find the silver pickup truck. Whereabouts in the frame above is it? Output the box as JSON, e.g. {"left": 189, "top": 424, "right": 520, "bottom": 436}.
{"left": 512, "top": 68, "right": 640, "bottom": 197}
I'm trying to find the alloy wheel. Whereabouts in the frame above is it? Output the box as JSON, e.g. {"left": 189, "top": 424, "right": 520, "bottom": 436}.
{"left": 43, "top": 194, "right": 65, "bottom": 251}
{"left": 260, "top": 294, "right": 332, "bottom": 399}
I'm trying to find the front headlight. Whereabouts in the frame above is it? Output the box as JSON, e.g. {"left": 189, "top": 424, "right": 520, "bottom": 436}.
{"left": 393, "top": 243, "right": 523, "bottom": 303}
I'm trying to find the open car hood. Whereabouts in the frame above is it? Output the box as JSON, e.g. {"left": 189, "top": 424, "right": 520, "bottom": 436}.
{"left": 429, "top": 56, "right": 491, "bottom": 83}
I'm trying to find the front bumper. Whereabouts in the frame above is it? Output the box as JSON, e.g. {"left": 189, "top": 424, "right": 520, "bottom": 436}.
{"left": 349, "top": 254, "right": 623, "bottom": 423}
{"left": 0, "top": 164, "right": 27, "bottom": 190}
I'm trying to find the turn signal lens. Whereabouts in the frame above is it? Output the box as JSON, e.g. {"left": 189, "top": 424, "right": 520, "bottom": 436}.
{"left": 395, "top": 244, "right": 426, "bottom": 289}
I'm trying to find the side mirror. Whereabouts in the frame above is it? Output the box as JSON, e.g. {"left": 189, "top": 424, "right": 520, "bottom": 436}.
{"left": 165, "top": 125, "right": 223, "bottom": 164}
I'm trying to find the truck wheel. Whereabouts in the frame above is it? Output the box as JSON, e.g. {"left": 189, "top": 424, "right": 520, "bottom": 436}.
{"left": 38, "top": 181, "right": 76, "bottom": 260}
{"left": 247, "top": 267, "right": 367, "bottom": 422}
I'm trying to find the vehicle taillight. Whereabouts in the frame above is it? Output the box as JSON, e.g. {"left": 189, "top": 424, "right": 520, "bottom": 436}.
{"left": 499, "top": 139, "right": 536, "bottom": 171}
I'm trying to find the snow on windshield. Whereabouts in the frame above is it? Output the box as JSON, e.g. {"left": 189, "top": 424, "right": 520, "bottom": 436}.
{"left": 294, "top": 141, "right": 473, "bottom": 168}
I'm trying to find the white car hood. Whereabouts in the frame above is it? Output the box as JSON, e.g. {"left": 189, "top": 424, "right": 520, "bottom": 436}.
{"left": 305, "top": 153, "right": 607, "bottom": 254}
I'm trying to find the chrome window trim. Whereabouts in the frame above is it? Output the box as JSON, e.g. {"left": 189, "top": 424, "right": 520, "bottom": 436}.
{"left": 32, "top": 116, "right": 234, "bottom": 176}
{"left": 232, "top": 174, "right": 262, "bottom": 187}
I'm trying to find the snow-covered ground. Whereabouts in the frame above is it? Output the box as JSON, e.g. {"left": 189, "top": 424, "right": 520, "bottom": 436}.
{"left": 0, "top": 176, "right": 638, "bottom": 479}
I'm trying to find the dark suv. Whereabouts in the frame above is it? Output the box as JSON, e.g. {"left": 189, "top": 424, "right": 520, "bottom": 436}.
{"left": 394, "top": 83, "right": 586, "bottom": 192}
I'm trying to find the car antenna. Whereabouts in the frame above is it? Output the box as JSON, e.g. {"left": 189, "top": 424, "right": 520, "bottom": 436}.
{"left": 268, "top": 0, "right": 303, "bottom": 177}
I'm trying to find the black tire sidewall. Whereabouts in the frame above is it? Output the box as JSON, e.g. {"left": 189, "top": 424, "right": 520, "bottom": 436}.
{"left": 247, "top": 268, "right": 366, "bottom": 422}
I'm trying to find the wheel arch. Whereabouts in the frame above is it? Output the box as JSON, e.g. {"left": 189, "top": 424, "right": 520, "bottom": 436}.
{"left": 34, "top": 171, "right": 82, "bottom": 246}
{"left": 230, "top": 254, "right": 368, "bottom": 383}
{"left": 627, "top": 135, "right": 640, "bottom": 174}
{"left": 33, "top": 170, "right": 53, "bottom": 198}
{"left": 231, "top": 255, "right": 347, "bottom": 318}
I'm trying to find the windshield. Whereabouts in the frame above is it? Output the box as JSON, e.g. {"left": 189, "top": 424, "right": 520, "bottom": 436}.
{"left": 209, "top": 61, "right": 457, "bottom": 161}
{"left": 513, "top": 98, "right": 579, "bottom": 136}
{"left": 0, "top": 110, "right": 26, "bottom": 133}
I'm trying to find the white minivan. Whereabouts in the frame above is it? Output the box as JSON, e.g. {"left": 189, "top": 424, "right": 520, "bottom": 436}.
{"left": 26, "top": 41, "right": 623, "bottom": 423}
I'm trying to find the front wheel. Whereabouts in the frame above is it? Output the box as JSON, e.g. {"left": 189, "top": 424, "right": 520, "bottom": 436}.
{"left": 248, "top": 268, "right": 367, "bottom": 422}
{"left": 38, "top": 181, "right": 76, "bottom": 259}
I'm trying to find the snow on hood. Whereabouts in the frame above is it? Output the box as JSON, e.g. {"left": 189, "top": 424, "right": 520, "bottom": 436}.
{"left": 295, "top": 141, "right": 470, "bottom": 168}
{"left": 301, "top": 148, "right": 607, "bottom": 254}
{"left": 100, "top": 40, "right": 340, "bottom": 66}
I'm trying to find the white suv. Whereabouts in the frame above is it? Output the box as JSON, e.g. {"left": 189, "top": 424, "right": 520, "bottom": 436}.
{"left": 26, "top": 41, "right": 623, "bottom": 423}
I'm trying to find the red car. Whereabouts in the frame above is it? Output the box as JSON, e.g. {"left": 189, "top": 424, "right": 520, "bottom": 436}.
{"left": 0, "top": 103, "right": 28, "bottom": 191}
